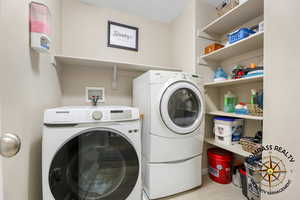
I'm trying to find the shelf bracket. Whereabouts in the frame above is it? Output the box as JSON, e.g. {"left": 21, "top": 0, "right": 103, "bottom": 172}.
{"left": 196, "top": 28, "right": 220, "bottom": 42}
{"left": 112, "top": 64, "right": 118, "bottom": 90}
{"left": 197, "top": 56, "right": 219, "bottom": 68}
{"left": 51, "top": 55, "right": 57, "bottom": 67}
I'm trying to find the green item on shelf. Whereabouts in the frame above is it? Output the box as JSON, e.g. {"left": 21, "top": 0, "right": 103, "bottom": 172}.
{"left": 250, "top": 89, "right": 257, "bottom": 104}
{"left": 224, "top": 91, "right": 237, "bottom": 113}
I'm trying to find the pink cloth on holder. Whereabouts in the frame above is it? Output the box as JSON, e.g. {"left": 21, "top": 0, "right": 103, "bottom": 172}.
{"left": 30, "top": 2, "right": 50, "bottom": 35}
{"left": 30, "top": 20, "right": 50, "bottom": 35}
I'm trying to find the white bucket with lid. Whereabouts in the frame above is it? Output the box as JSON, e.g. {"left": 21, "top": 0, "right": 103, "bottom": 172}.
{"left": 214, "top": 117, "right": 244, "bottom": 145}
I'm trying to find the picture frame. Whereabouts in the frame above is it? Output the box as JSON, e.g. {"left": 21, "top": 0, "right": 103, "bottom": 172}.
{"left": 107, "top": 21, "right": 139, "bottom": 51}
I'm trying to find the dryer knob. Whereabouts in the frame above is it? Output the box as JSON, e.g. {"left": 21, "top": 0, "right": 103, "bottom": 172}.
{"left": 92, "top": 111, "right": 103, "bottom": 120}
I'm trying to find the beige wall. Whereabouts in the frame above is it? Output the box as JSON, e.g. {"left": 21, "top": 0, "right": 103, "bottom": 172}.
{"left": 196, "top": 0, "right": 218, "bottom": 84}
{"left": 195, "top": 0, "right": 220, "bottom": 171}
{"left": 60, "top": 0, "right": 199, "bottom": 106}
{"left": 170, "top": 0, "right": 197, "bottom": 74}
{"left": 0, "top": 0, "right": 62, "bottom": 199}
{"left": 61, "top": 0, "right": 172, "bottom": 68}
{"left": 0, "top": 1, "right": 210, "bottom": 199}
{"left": 263, "top": 0, "right": 299, "bottom": 199}
{"left": 60, "top": 0, "right": 173, "bottom": 106}
{"left": 61, "top": 65, "right": 141, "bottom": 106}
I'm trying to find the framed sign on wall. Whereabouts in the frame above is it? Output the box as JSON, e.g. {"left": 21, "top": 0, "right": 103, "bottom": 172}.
{"left": 107, "top": 21, "right": 139, "bottom": 51}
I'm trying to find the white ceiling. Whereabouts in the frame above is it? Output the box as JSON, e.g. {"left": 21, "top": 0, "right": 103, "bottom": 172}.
{"left": 80, "top": 0, "right": 189, "bottom": 23}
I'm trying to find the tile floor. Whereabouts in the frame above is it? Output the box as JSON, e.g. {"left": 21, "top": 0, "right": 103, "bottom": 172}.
{"left": 160, "top": 176, "right": 247, "bottom": 200}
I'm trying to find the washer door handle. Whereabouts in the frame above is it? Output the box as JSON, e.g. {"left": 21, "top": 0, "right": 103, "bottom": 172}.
{"left": 0, "top": 133, "right": 21, "bottom": 158}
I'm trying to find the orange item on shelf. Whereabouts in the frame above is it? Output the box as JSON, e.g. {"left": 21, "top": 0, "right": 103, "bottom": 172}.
{"left": 204, "top": 43, "right": 224, "bottom": 54}
{"left": 249, "top": 63, "right": 257, "bottom": 69}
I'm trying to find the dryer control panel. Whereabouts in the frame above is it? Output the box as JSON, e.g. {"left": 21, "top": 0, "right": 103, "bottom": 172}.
{"left": 148, "top": 70, "right": 204, "bottom": 86}
{"left": 44, "top": 106, "right": 139, "bottom": 124}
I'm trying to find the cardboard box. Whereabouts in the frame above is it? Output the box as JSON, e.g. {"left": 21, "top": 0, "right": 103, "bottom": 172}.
{"left": 204, "top": 43, "right": 224, "bottom": 54}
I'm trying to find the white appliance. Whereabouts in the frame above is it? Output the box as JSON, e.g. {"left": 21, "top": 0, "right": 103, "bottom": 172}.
{"left": 42, "top": 106, "right": 142, "bottom": 200}
{"left": 133, "top": 71, "right": 205, "bottom": 199}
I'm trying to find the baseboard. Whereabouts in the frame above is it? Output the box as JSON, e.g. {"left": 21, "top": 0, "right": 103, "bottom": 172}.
{"left": 202, "top": 168, "right": 208, "bottom": 175}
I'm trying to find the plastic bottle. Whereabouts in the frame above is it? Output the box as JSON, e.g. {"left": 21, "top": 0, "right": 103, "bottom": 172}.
{"left": 250, "top": 89, "right": 257, "bottom": 104}
{"left": 214, "top": 67, "right": 228, "bottom": 82}
{"left": 224, "top": 91, "right": 237, "bottom": 113}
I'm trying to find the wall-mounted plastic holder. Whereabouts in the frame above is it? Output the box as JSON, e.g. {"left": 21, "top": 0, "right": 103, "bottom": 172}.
{"left": 30, "top": 2, "right": 51, "bottom": 53}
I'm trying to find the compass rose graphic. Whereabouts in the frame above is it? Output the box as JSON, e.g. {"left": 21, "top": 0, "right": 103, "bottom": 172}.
{"left": 256, "top": 153, "right": 287, "bottom": 192}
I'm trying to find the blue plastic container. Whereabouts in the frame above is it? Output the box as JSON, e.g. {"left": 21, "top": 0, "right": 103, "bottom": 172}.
{"left": 228, "top": 28, "right": 256, "bottom": 44}
{"left": 235, "top": 108, "right": 249, "bottom": 115}
{"left": 214, "top": 67, "right": 228, "bottom": 81}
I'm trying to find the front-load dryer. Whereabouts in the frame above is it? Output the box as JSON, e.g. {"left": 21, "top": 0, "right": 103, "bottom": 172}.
{"left": 133, "top": 71, "right": 205, "bottom": 199}
{"left": 42, "top": 106, "right": 142, "bottom": 200}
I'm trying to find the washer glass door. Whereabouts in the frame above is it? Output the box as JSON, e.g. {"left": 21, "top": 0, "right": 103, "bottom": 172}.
{"left": 48, "top": 129, "right": 139, "bottom": 200}
{"left": 160, "top": 81, "right": 204, "bottom": 135}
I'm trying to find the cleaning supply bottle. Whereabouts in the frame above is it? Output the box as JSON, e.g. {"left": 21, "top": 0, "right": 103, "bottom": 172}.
{"left": 214, "top": 67, "right": 228, "bottom": 82}
{"left": 250, "top": 89, "right": 257, "bottom": 104}
{"left": 224, "top": 91, "right": 237, "bottom": 113}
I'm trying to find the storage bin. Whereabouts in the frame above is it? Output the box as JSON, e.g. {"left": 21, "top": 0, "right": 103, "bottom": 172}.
{"left": 245, "top": 158, "right": 262, "bottom": 200}
{"left": 214, "top": 117, "right": 244, "bottom": 145}
{"left": 204, "top": 43, "right": 224, "bottom": 54}
{"left": 228, "top": 28, "right": 256, "bottom": 44}
{"left": 216, "top": 0, "right": 239, "bottom": 17}
{"left": 247, "top": 104, "right": 263, "bottom": 116}
{"left": 208, "top": 148, "right": 233, "bottom": 184}
{"left": 239, "top": 137, "right": 262, "bottom": 154}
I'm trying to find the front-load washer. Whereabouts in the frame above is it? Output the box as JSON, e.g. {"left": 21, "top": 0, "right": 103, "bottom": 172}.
{"left": 133, "top": 71, "right": 205, "bottom": 199}
{"left": 42, "top": 106, "right": 142, "bottom": 200}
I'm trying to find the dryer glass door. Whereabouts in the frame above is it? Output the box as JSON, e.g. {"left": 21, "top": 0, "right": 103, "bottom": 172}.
{"left": 48, "top": 129, "right": 139, "bottom": 200}
{"left": 160, "top": 81, "right": 204, "bottom": 135}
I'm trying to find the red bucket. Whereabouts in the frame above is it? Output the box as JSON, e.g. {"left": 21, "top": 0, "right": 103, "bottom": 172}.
{"left": 207, "top": 148, "right": 233, "bottom": 184}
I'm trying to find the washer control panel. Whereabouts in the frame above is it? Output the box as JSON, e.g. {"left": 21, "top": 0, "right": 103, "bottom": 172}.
{"left": 92, "top": 111, "right": 103, "bottom": 120}
{"left": 110, "top": 110, "right": 132, "bottom": 121}
{"left": 44, "top": 106, "right": 139, "bottom": 124}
